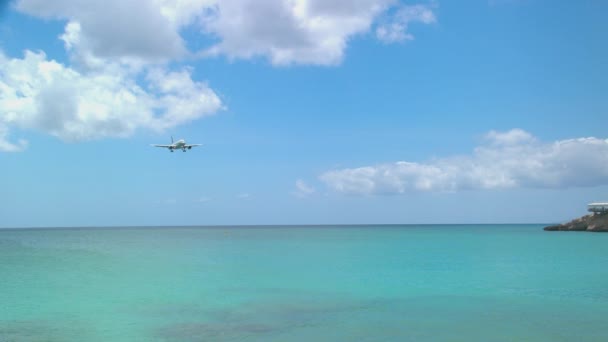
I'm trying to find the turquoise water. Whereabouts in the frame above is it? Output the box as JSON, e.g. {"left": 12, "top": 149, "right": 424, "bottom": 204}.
{"left": 1, "top": 225, "right": 608, "bottom": 341}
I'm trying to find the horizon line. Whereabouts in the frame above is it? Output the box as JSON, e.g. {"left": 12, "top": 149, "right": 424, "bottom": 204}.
{"left": 0, "top": 223, "right": 553, "bottom": 230}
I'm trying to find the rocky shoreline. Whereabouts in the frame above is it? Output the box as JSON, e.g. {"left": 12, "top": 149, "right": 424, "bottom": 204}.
{"left": 544, "top": 212, "right": 608, "bottom": 232}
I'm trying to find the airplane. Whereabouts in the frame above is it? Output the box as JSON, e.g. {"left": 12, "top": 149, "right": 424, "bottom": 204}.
{"left": 151, "top": 136, "right": 202, "bottom": 152}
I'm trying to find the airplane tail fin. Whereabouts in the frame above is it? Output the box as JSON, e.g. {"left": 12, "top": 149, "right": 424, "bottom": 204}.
{"left": 171, "top": 136, "right": 174, "bottom": 143}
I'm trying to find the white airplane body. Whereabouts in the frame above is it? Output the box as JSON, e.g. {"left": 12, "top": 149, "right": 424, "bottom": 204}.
{"left": 152, "top": 137, "right": 202, "bottom": 152}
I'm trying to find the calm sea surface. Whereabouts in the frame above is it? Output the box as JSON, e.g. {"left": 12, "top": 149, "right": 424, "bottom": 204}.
{"left": 1, "top": 225, "right": 607, "bottom": 341}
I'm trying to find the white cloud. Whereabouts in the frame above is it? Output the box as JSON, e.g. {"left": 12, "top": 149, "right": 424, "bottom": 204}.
{"left": 0, "top": 125, "right": 28, "bottom": 152}
{"left": 15, "top": 0, "right": 201, "bottom": 63}
{"left": 4, "top": 0, "right": 436, "bottom": 150}
{"left": 320, "top": 129, "right": 608, "bottom": 195}
{"left": 0, "top": 50, "right": 222, "bottom": 145}
{"left": 237, "top": 193, "right": 251, "bottom": 199}
{"left": 483, "top": 128, "right": 535, "bottom": 146}
{"left": 200, "top": 0, "right": 391, "bottom": 65}
{"left": 376, "top": 4, "right": 436, "bottom": 43}
{"left": 294, "top": 179, "right": 316, "bottom": 197}
{"left": 200, "top": 0, "right": 436, "bottom": 65}
{"left": 14, "top": 0, "right": 436, "bottom": 67}
{"left": 0, "top": 0, "right": 224, "bottom": 151}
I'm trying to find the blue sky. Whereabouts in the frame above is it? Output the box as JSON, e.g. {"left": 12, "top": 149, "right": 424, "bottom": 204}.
{"left": 1, "top": 0, "right": 607, "bottom": 227}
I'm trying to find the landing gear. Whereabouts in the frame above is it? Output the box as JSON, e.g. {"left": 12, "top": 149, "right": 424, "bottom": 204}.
{"left": 170, "top": 149, "right": 174, "bottom": 152}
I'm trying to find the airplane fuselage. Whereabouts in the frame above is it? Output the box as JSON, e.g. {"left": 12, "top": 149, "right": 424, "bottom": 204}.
{"left": 152, "top": 137, "right": 201, "bottom": 152}
{"left": 168, "top": 140, "right": 191, "bottom": 152}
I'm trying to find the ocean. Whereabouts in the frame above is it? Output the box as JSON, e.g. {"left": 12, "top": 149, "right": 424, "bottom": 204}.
{"left": 1, "top": 225, "right": 607, "bottom": 341}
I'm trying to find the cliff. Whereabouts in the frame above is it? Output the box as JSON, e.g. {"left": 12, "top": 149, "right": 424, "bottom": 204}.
{"left": 544, "top": 212, "right": 608, "bottom": 232}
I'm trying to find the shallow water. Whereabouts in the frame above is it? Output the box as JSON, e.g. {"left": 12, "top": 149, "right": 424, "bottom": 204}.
{"left": 1, "top": 225, "right": 607, "bottom": 341}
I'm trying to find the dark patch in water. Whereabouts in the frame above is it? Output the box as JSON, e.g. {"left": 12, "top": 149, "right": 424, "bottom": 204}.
{"left": 0, "top": 320, "right": 65, "bottom": 342}
{"left": 138, "top": 302, "right": 208, "bottom": 317}
{"left": 157, "top": 322, "right": 277, "bottom": 341}
{"left": 155, "top": 297, "right": 384, "bottom": 341}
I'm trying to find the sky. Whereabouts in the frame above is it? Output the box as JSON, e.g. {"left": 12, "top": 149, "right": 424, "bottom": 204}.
{"left": 0, "top": 0, "right": 607, "bottom": 227}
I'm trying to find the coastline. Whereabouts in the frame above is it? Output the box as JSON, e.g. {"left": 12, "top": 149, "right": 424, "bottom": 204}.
{"left": 544, "top": 213, "right": 608, "bottom": 232}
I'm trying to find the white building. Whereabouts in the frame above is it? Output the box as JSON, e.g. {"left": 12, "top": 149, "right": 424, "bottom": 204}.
{"left": 588, "top": 202, "right": 608, "bottom": 214}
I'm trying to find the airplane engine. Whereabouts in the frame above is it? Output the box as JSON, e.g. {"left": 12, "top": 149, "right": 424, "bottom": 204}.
{"left": 188, "top": 146, "right": 192, "bottom": 149}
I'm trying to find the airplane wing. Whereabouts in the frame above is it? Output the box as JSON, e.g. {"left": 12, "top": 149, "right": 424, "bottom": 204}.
{"left": 184, "top": 144, "right": 202, "bottom": 148}
{"left": 151, "top": 144, "right": 173, "bottom": 148}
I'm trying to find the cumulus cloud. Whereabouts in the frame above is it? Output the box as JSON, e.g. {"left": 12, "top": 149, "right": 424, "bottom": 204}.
{"left": 376, "top": 3, "right": 436, "bottom": 43}
{"left": 15, "top": 0, "right": 201, "bottom": 62}
{"left": 0, "top": 50, "right": 222, "bottom": 144}
{"left": 1, "top": 1, "right": 227, "bottom": 150}
{"left": 294, "top": 179, "right": 316, "bottom": 197}
{"left": 200, "top": 0, "right": 392, "bottom": 65}
{"left": 200, "top": 0, "right": 436, "bottom": 65}
{"left": 14, "top": 0, "right": 436, "bottom": 66}
{"left": 483, "top": 128, "right": 536, "bottom": 146}
{"left": 3, "top": 0, "right": 436, "bottom": 150}
{"left": 320, "top": 129, "right": 608, "bottom": 195}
